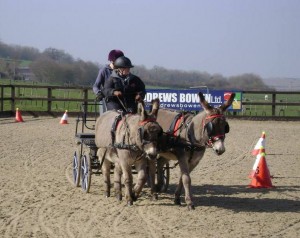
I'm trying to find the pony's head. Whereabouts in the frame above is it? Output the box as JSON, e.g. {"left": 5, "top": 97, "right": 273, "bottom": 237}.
{"left": 136, "top": 98, "right": 163, "bottom": 160}
{"left": 199, "top": 92, "right": 235, "bottom": 155}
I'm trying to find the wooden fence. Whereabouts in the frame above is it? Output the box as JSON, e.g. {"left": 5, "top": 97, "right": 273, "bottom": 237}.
{"left": 0, "top": 84, "right": 300, "bottom": 118}
{"left": 0, "top": 84, "right": 92, "bottom": 116}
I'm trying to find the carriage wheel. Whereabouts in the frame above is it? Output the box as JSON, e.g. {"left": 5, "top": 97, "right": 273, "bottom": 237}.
{"left": 157, "top": 162, "right": 170, "bottom": 192}
{"left": 81, "top": 151, "right": 92, "bottom": 193}
{"left": 72, "top": 148, "right": 81, "bottom": 187}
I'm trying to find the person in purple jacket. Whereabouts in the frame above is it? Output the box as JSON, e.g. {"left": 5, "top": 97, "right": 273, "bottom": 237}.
{"left": 93, "top": 49, "right": 124, "bottom": 112}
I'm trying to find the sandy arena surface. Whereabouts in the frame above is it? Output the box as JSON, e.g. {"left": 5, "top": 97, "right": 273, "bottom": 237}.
{"left": 0, "top": 116, "right": 299, "bottom": 238}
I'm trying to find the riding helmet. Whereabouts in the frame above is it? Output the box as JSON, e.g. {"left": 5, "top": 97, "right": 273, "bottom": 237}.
{"left": 108, "top": 49, "right": 124, "bottom": 62}
{"left": 114, "top": 56, "right": 134, "bottom": 68}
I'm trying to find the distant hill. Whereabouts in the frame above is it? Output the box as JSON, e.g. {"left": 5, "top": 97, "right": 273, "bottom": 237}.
{"left": 0, "top": 41, "right": 274, "bottom": 90}
{"left": 262, "top": 77, "right": 300, "bottom": 91}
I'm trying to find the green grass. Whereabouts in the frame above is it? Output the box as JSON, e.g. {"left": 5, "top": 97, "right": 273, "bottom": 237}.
{"left": 0, "top": 79, "right": 95, "bottom": 112}
{"left": 239, "top": 93, "right": 300, "bottom": 117}
{"left": 19, "top": 60, "right": 32, "bottom": 67}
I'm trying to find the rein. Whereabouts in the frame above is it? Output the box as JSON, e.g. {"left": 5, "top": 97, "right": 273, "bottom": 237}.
{"left": 116, "top": 95, "right": 128, "bottom": 112}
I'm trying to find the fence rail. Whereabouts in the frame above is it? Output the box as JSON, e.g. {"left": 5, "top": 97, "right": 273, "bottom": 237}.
{"left": 0, "top": 84, "right": 300, "bottom": 118}
{"left": 0, "top": 84, "right": 92, "bottom": 113}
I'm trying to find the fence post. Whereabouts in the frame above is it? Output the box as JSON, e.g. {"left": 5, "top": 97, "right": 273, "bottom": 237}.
{"left": 0, "top": 86, "right": 3, "bottom": 112}
{"left": 83, "top": 88, "right": 88, "bottom": 113}
{"left": 272, "top": 93, "right": 276, "bottom": 116}
{"left": 47, "top": 87, "right": 52, "bottom": 112}
{"left": 11, "top": 85, "right": 15, "bottom": 111}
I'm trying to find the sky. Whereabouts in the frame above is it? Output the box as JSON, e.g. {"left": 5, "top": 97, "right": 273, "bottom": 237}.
{"left": 1, "top": 0, "right": 300, "bottom": 79}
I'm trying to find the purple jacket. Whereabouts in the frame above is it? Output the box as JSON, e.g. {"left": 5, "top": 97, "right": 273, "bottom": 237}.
{"left": 92, "top": 64, "right": 113, "bottom": 95}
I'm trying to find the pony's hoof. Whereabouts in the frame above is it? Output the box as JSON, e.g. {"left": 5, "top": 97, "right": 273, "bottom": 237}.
{"left": 174, "top": 198, "right": 181, "bottom": 205}
{"left": 151, "top": 194, "right": 158, "bottom": 201}
{"left": 116, "top": 194, "right": 122, "bottom": 201}
{"left": 132, "top": 194, "right": 138, "bottom": 202}
{"left": 127, "top": 201, "right": 133, "bottom": 206}
{"left": 187, "top": 204, "right": 195, "bottom": 210}
{"left": 104, "top": 192, "right": 110, "bottom": 198}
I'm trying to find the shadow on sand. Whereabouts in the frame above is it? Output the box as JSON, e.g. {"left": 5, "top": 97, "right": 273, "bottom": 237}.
{"left": 163, "top": 184, "right": 300, "bottom": 212}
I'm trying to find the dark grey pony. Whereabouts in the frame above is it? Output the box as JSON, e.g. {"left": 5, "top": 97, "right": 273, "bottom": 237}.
{"left": 156, "top": 92, "right": 235, "bottom": 210}
{"left": 95, "top": 99, "right": 162, "bottom": 206}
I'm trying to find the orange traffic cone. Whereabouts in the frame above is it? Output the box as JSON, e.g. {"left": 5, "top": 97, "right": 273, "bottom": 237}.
{"left": 249, "top": 146, "right": 265, "bottom": 178}
{"left": 60, "top": 110, "right": 68, "bottom": 124}
{"left": 15, "top": 108, "right": 24, "bottom": 122}
{"left": 252, "top": 131, "right": 266, "bottom": 155}
{"left": 249, "top": 153, "right": 273, "bottom": 188}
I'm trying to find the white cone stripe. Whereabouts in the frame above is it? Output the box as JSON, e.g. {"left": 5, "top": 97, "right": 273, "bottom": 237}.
{"left": 253, "top": 138, "right": 265, "bottom": 150}
{"left": 252, "top": 154, "right": 262, "bottom": 170}
{"left": 61, "top": 113, "right": 68, "bottom": 120}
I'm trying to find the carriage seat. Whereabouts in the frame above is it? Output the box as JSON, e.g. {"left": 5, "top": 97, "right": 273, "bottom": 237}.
{"left": 75, "top": 133, "right": 96, "bottom": 148}
{"left": 75, "top": 133, "right": 95, "bottom": 139}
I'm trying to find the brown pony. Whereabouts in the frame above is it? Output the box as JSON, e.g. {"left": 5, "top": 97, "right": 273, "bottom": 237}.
{"left": 95, "top": 99, "right": 162, "bottom": 206}
{"left": 156, "top": 92, "right": 235, "bottom": 210}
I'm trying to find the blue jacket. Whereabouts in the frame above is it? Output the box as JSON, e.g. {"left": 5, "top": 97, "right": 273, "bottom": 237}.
{"left": 92, "top": 64, "right": 112, "bottom": 95}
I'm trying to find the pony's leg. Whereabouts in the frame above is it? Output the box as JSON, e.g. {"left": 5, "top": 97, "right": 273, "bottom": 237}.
{"left": 189, "top": 150, "right": 205, "bottom": 171}
{"left": 176, "top": 156, "right": 195, "bottom": 210}
{"left": 133, "top": 158, "right": 148, "bottom": 200}
{"left": 147, "top": 159, "right": 158, "bottom": 200}
{"left": 114, "top": 162, "right": 122, "bottom": 201}
{"left": 156, "top": 156, "right": 168, "bottom": 192}
{"left": 120, "top": 162, "right": 134, "bottom": 206}
{"left": 101, "top": 159, "right": 111, "bottom": 198}
{"left": 174, "top": 173, "right": 183, "bottom": 205}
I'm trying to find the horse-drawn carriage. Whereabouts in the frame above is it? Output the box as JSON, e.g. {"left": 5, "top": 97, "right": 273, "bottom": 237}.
{"left": 72, "top": 102, "right": 102, "bottom": 193}
{"left": 71, "top": 92, "right": 235, "bottom": 209}
{"left": 72, "top": 100, "right": 170, "bottom": 197}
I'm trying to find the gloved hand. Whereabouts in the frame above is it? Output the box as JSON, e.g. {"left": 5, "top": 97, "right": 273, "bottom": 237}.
{"left": 96, "top": 92, "right": 104, "bottom": 101}
{"left": 135, "top": 94, "right": 141, "bottom": 101}
{"left": 113, "top": 91, "right": 122, "bottom": 97}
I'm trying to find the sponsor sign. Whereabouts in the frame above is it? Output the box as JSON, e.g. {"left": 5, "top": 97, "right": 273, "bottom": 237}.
{"left": 145, "top": 89, "right": 242, "bottom": 111}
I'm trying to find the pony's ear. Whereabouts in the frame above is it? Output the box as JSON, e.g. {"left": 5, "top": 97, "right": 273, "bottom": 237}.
{"left": 220, "top": 93, "right": 235, "bottom": 112}
{"left": 149, "top": 98, "right": 160, "bottom": 118}
{"left": 137, "top": 100, "right": 147, "bottom": 121}
{"left": 198, "top": 92, "right": 213, "bottom": 113}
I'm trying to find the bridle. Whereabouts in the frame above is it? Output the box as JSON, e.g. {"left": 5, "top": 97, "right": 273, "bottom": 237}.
{"left": 202, "top": 114, "right": 229, "bottom": 147}
{"left": 138, "top": 118, "right": 162, "bottom": 146}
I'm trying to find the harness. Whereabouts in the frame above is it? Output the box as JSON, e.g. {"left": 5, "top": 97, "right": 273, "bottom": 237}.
{"left": 163, "top": 112, "right": 229, "bottom": 157}
{"left": 164, "top": 112, "right": 205, "bottom": 152}
{"left": 110, "top": 114, "right": 159, "bottom": 155}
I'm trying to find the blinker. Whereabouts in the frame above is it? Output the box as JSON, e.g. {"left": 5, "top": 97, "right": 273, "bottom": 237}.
{"left": 205, "top": 121, "right": 214, "bottom": 137}
{"left": 225, "top": 122, "right": 230, "bottom": 133}
{"left": 204, "top": 120, "right": 230, "bottom": 137}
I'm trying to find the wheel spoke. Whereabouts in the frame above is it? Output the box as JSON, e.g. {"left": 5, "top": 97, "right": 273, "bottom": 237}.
{"left": 72, "top": 151, "right": 81, "bottom": 186}
{"left": 80, "top": 154, "right": 91, "bottom": 192}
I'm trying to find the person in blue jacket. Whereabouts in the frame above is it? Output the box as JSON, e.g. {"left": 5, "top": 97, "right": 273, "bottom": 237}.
{"left": 93, "top": 49, "right": 124, "bottom": 112}
{"left": 103, "top": 56, "right": 146, "bottom": 113}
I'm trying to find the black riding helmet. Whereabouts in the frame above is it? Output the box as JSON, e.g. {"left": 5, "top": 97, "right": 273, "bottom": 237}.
{"left": 114, "top": 56, "right": 134, "bottom": 68}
